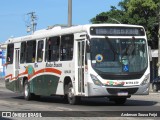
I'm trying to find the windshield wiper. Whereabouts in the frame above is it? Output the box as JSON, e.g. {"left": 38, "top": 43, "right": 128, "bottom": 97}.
{"left": 105, "top": 36, "right": 118, "bottom": 61}
{"left": 124, "top": 37, "right": 135, "bottom": 56}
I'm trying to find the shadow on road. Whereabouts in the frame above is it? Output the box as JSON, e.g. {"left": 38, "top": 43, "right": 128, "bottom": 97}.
{"left": 0, "top": 79, "right": 158, "bottom": 107}
{"left": 11, "top": 95, "right": 158, "bottom": 107}
{"left": 0, "top": 117, "right": 12, "bottom": 120}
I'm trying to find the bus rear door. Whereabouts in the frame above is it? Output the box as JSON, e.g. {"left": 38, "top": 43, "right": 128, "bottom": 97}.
{"left": 14, "top": 48, "right": 20, "bottom": 92}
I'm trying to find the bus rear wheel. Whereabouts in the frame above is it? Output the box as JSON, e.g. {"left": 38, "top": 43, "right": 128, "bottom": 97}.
{"left": 67, "top": 82, "right": 81, "bottom": 105}
{"left": 24, "top": 80, "right": 33, "bottom": 101}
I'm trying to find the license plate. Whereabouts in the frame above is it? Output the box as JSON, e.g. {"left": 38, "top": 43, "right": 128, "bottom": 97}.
{"left": 117, "top": 92, "right": 128, "bottom": 96}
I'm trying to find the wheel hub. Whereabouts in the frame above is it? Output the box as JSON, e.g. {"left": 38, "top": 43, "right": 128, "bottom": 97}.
{"left": 25, "top": 84, "right": 29, "bottom": 97}
{"left": 68, "top": 88, "right": 74, "bottom": 98}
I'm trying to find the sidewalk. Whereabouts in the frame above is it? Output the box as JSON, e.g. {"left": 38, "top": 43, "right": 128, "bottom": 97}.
{"left": 149, "top": 83, "right": 160, "bottom": 93}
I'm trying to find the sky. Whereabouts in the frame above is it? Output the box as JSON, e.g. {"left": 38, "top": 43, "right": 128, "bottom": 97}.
{"left": 0, "top": 0, "right": 121, "bottom": 43}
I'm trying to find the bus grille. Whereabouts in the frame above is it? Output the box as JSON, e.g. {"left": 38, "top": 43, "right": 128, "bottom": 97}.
{"left": 106, "top": 88, "right": 138, "bottom": 95}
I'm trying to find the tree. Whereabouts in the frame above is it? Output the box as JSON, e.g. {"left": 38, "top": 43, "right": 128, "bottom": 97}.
{"left": 90, "top": 0, "right": 159, "bottom": 49}
{"left": 90, "top": 6, "right": 124, "bottom": 24}
{"left": 126, "top": 0, "right": 159, "bottom": 48}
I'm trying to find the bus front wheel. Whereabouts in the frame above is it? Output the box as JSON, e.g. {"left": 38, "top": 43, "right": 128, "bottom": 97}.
{"left": 67, "top": 82, "right": 81, "bottom": 105}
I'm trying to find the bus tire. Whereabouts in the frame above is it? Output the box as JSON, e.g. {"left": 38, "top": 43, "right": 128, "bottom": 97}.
{"left": 67, "top": 82, "right": 81, "bottom": 105}
{"left": 24, "top": 80, "right": 32, "bottom": 101}
{"left": 114, "top": 98, "right": 127, "bottom": 105}
{"left": 152, "top": 84, "right": 158, "bottom": 92}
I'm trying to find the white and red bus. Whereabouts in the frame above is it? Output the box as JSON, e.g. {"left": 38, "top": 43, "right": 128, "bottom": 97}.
{"left": 4, "top": 24, "right": 150, "bottom": 105}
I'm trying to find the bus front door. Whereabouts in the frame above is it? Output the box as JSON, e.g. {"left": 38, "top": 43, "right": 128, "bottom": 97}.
{"left": 77, "top": 41, "right": 85, "bottom": 94}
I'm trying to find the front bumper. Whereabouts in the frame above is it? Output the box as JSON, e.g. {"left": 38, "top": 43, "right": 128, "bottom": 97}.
{"left": 87, "top": 82, "right": 150, "bottom": 97}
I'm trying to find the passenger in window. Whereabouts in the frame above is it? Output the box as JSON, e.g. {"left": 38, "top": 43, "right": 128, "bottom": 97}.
{"left": 38, "top": 57, "right": 42, "bottom": 62}
{"left": 7, "top": 57, "right": 10, "bottom": 62}
{"left": 32, "top": 57, "right": 35, "bottom": 63}
{"left": 3, "top": 57, "right": 11, "bottom": 66}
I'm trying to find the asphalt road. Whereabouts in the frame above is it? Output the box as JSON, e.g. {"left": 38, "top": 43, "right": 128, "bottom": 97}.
{"left": 0, "top": 79, "right": 160, "bottom": 120}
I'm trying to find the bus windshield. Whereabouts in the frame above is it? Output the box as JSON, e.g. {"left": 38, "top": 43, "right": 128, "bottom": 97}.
{"left": 90, "top": 38, "right": 148, "bottom": 74}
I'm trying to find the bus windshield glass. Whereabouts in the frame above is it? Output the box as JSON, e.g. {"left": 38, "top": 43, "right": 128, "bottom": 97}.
{"left": 90, "top": 38, "right": 148, "bottom": 73}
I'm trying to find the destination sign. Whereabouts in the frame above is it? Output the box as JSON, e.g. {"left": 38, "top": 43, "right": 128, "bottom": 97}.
{"left": 90, "top": 27, "right": 145, "bottom": 36}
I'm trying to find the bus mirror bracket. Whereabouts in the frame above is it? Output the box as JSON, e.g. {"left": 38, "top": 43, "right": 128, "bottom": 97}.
{"left": 86, "top": 40, "right": 90, "bottom": 53}
{"left": 148, "top": 46, "right": 152, "bottom": 61}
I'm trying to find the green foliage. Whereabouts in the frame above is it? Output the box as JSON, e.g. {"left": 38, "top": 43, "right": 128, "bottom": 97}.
{"left": 90, "top": 0, "right": 159, "bottom": 49}
{"left": 90, "top": 7, "right": 124, "bottom": 24}
{"left": 127, "top": 0, "right": 157, "bottom": 13}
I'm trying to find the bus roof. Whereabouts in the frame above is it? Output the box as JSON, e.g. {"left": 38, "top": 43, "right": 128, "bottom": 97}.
{"left": 5, "top": 24, "right": 144, "bottom": 44}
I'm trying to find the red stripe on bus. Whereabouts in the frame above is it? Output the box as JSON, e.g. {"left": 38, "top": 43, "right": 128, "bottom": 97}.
{"left": 5, "top": 74, "right": 12, "bottom": 79}
{"left": 18, "top": 69, "right": 28, "bottom": 77}
{"left": 29, "top": 68, "right": 62, "bottom": 79}
{"left": 5, "top": 68, "right": 61, "bottom": 81}
{"left": 44, "top": 68, "right": 62, "bottom": 75}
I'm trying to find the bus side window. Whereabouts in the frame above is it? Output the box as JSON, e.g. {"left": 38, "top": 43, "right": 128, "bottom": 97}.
{"left": 7, "top": 44, "right": 14, "bottom": 64}
{"left": 60, "top": 34, "right": 74, "bottom": 61}
{"left": 37, "top": 40, "right": 44, "bottom": 62}
{"left": 26, "top": 40, "right": 36, "bottom": 63}
{"left": 53, "top": 37, "right": 60, "bottom": 61}
{"left": 45, "top": 36, "right": 60, "bottom": 62}
{"left": 20, "top": 41, "right": 26, "bottom": 63}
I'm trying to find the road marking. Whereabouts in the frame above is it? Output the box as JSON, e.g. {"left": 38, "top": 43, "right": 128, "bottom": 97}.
{"left": 0, "top": 99, "right": 74, "bottom": 111}
{"left": 56, "top": 107, "right": 73, "bottom": 111}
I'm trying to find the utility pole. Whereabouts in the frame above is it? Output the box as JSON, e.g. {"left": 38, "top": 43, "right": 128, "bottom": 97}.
{"left": 68, "top": 0, "right": 72, "bottom": 27}
{"left": 27, "top": 12, "right": 37, "bottom": 34}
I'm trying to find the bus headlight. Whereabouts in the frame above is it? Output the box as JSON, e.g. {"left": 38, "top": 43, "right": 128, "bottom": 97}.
{"left": 141, "top": 74, "right": 150, "bottom": 86}
{"left": 90, "top": 74, "right": 103, "bottom": 86}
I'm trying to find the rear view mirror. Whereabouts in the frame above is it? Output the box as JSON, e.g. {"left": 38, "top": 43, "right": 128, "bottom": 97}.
{"left": 148, "top": 46, "right": 152, "bottom": 61}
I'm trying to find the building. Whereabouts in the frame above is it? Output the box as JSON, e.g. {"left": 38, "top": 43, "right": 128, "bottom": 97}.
{"left": 0, "top": 44, "right": 6, "bottom": 78}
